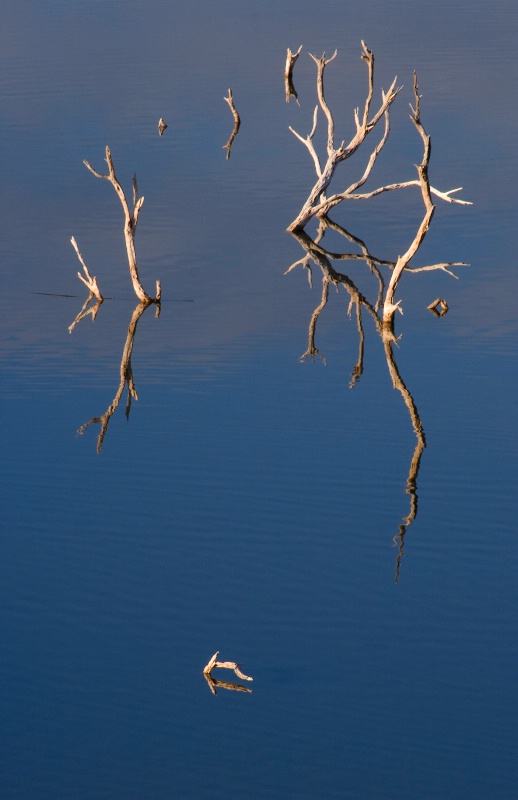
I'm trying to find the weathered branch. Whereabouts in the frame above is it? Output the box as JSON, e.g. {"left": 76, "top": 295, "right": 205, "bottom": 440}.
{"left": 382, "top": 73, "right": 434, "bottom": 322}
{"left": 68, "top": 236, "right": 104, "bottom": 332}
{"left": 287, "top": 42, "right": 471, "bottom": 232}
{"left": 203, "top": 651, "right": 253, "bottom": 682}
{"left": 285, "top": 45, "right": 303, "bottom": 104}
{"left": 223, "top": 89, "right": 241, "bottom": 159}
{"left": 288, "top": 43, "right": 401, "bottom": 232}
{"left": 69, "top": 236, "right": 103, "bottom": 302}
{"left": 83, "top": 147, "right": 160, "bottom": 303}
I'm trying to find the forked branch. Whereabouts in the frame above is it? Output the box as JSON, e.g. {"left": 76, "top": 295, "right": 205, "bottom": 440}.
{"left": 288, "top": 42, "right": 401, "bottom": 232}
{"left": 287, "top": 42, "right": 471, "bottom": 232}
{"left": 83, "top": 147, "right": 161, "bottom": 304}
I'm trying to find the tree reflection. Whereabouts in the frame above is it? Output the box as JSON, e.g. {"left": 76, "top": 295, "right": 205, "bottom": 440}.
{"left": 71, "top": 301, "right": 158, "bottom": 454}
{"left": 287, "top": 218, "right": 434, "bottom": 581}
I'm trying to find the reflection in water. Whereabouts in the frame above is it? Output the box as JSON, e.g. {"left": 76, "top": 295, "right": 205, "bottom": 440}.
{"left": 203, "top": 651, "right": 253, "bottom": 696}
{"left": 72, "top": 301, "right": 158, "bottom": 453}
{"left": 287, "top": 219, "right": 436, "bottom": 580}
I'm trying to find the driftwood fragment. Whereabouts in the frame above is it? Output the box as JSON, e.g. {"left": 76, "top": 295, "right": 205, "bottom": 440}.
{"left": 285, "top": 45, "right": 303, "bottom": 104}
{"left": 203, "top": 651, "right": 253, "bottom": 694}
{"left": 158, "top": 117, "right": 168, "bottom": 136}
{"left": 223, "top": 89, "right": 241, "bottom": 159}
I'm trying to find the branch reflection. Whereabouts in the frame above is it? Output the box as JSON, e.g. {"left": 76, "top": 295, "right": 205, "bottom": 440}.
{"left": 288, "top": 219, "right": 430, "bottom": 581}
{"left": 73, "top": 301, "right": 157, "bottom": 453}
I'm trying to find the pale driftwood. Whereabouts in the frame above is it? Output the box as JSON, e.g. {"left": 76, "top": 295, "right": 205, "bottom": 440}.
{"left": 83, "top": 147, "right": 161, "bottom": 304}
{"left": 158, "top": 117, "right": 168, "bottom": 136}
{"left": 223, "top": 89, "right": 241, "bottom": 159}
{"left": 70, "top": 236, "right": 103, "bottom": 302}
{"left": 381, "top": 74, "right": 468, "bottom": 323}
{"left": 203, "top": 651, "right": 253, "bottom": 682}
{"left": 285, "top": 45, "right": 303, "bottom": 104}
{"left": 288, "top": 43, "right": 401, "bottom": 231}
{"left": 287, "top": 42, "right": 471, "bottom": 232}
{"left": 68, "top": 236, "right": 104, "bottom": 332}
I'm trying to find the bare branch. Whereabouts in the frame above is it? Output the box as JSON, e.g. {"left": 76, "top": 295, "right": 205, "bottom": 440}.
{"left": 70, "top": 236, "right": 103, "bottom": 302}
{"left": 203, "top": 651, "right": 253, "bottom": 683}
{"left": 285, "top": 45, "right": 303, "bottom": 104}
{"left": 383, "top": 73, "right": 434, "bottom": 322}
{"left": 287, "top": 43, "right": 471, "bottom": 232}
{"left": 309, "top": 50, "right": 338, "bottom": 156}
{"left": 223, "top": 89, "right": 241, "bottom": 159}
{"left": 289, "top": 105, "right": 322, "bottom": 177}
{"left": 84, "top": 147, "right": 160, "bottom": 304}
{"left": 288, "top": 44, "right": 401, "bottom": 232}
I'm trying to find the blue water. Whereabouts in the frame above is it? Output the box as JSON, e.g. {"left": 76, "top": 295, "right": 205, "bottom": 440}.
{"left": 1, "top": 2, "right": 517, "bottom": 798}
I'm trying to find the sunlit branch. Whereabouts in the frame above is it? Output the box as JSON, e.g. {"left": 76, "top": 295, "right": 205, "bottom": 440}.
{"left": 288, "top": 42, "right": 401, "bottom": 232}
{"left": 285, "top": 45, "right": 303, "bottom": 104}
{"left": 83, "top": 147, "right": 161, "bottom": 304}
{"left": 287, "top": 42, "right": 471, "bottom": 233}
{"left": 223, "top": 89, "right": 241, "bottom": 159}
{"left": 67, "top": 236, "right": 104, "bottom": 332}
{"left": 203, "top": 651, "right": 253, "bottom": 695}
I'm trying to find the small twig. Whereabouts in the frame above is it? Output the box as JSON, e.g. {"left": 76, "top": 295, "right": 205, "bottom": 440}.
{"left": 223, "top": 89, "right": 241, "bottom": 159}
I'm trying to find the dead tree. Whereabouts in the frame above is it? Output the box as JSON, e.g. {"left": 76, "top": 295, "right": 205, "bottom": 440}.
{"left": 83, "top": 147, "right": 161, "bottom": 304}
{"left": 287, "top": 42, "right": 470, "bottom": 234}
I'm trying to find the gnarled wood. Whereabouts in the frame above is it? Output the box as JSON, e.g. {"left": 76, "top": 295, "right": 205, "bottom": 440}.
{"left": 287, "top": 42, "right": 471, "bottom": 232}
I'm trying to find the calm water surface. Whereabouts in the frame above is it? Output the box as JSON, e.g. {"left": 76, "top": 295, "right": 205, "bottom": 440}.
{"left": 1, "top": 2, "right": 517, "bottom": 798}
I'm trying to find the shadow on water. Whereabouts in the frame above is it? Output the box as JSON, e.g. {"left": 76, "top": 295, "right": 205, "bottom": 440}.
{"left": 287, "top": 217, "right": 433, "bottom": 582}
